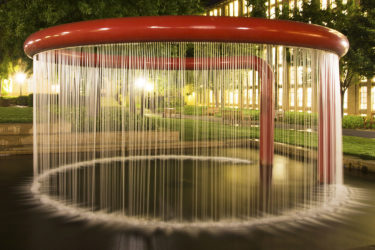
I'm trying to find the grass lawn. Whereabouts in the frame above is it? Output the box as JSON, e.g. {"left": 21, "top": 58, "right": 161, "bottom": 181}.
{"left": 157, "top": 118, "right": 375, "bottom": 160}
{"left": 0, "top": 107, "right": 33, "bottom": 123}
{"left": 342, "top": 136, "right": 375, "bottom": 160}
{"left": 0, "top": 107, "right": 374, "bottom": 160}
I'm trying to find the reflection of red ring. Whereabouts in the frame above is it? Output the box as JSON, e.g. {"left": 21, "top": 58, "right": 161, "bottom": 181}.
{"left": 24, "top": 16, "right": 349, "bottom": 58}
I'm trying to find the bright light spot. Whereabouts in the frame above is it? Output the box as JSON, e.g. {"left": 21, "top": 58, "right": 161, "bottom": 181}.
{"left": 15, "top": 72, "right": 27, "bottom": 83}
{"left": 135, "top": 77, "right": 154, "bottom": 92}
{"left": 145, "top": 82, "right": 154, "bottom": 92}
{"left": 51, "top": 84, "right": 60, "bottom": 93}
{"left": 135, "top": 77, "right": 146, "bottom": 89}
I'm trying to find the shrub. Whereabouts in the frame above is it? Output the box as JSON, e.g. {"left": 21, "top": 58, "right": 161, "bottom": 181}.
{"left": 27, "top": 94, "right": 33, "bottom": 107}
{"left": 0, "top": 95, "right": 33, "bottom": 107}
{"left": 342, "top": 115, "right": 364, "bottom": 129}
{"left": 16, "top": 96, "right": 30, "bottom": 106}
{"left": 183, "top": 105, "right": 205, "bottom": 116}
{"left": 280, "top": 111, "right": 318, "bottom": 126}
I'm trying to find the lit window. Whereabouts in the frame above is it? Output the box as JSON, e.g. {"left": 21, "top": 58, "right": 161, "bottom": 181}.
{"left": 225, "top": 5, "right": 229, "bottom": 16}
{"left": 290, "top": 67, "right": 295, "bottom": 85}
{"left": 297, "top": 0, "right": 303, "bottom": 11}
{"left": 272, "top": 47, "right": 276, "bottom": 65}
{"left": 219, "top": 8, "right": 222, "bottom": 16}
{"left": 360, "top": 86, "right": 367, "bottom": 110}
{"left": 210, "top": 90, "right": 213, "bottom": 103}
{"left": 229, "top": 2, "right": 234, "bottom": 16}
{"left": 297, "top": 66, "right": 303, "bottom": 85}
{"left": 279, "top": 4, "right": 283, "bottom": 13}
{"left": 372, "top": 87, "right": 375, "bottom": 111}
{"left": 214, "top": 9, "right": 218, "bottom": 16}
{"left": 270, "top": 6, "right": 276, "bottom": 19}
{"left": 243, "top": 0, "right": 248, "bottom": 14}
{"left": 278, "top": 88, "right": 283, "bottom": 106}
{"left": 248, "top": 70, "right": 253, "bottom": 87}
{"left": 290, "top": 88, "right": 295, "bottom": 107}
{"left": 343, "top": 90, "right": 348, "bottom": 109}
{"left": 270, "top": 0, "right": 275, "bottom": 5}
{"left": 229, "top": 91, "right": 234, "bottom": 105}
{"left": 342, "top": 0, "right": 347, "bottom": 4}
{"left": 307, "top": 87, "right": 312, "bottom": 108}
{"left": 278, "top": 46, "right": 283, "bottom": 64}
{"left": 255, "top": 71, "right": 258, "bottom": 86}
{"left": 209, "top": 11, "right": 213, "bottom": 16}
{"left": 290, "top": 1, "right": 295, "bottom": 10}
{"left": 255, "top": 89, "right": 259, "bottom": 105}
{"left": 321, "top": 0, "right": 327, "bottom": 10}
{"left": 249, "top": 89, "right": 253, "bottom": 104}
{"left": 297, "top": 88, "right": 303, "bottom": 107}
{"left": 278, "top": 67, "right": 283, "bottom": 85}
{"left": 331, "top": 0, "right": 337, "bottom": 8}
{"left": 234, "top": 0, "right": 239, "bottom": 17}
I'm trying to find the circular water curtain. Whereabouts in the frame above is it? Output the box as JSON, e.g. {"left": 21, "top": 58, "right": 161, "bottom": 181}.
{"left": 25, "top": 16, "right": 348, "bottom": 223}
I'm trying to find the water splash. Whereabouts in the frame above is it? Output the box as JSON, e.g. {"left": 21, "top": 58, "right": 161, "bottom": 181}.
{"left": 32, "top": 42, "right": 343, "bottom": 224}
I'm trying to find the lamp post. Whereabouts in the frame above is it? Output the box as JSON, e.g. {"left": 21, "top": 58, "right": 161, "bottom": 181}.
{"left": 15, "top": 72, "right": 26, "bottom": 96}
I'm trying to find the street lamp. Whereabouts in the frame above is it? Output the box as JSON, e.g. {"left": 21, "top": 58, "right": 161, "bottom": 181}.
{"left": 15, "top": 72, "right": 27, "bottom": 96}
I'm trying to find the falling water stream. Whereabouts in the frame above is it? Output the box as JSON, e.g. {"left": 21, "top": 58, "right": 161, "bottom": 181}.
{"left": 32, "top": 42, "right": 344, "bottom": 226}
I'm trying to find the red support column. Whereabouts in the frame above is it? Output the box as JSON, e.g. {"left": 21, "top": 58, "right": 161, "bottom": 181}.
{"left": 318, "top": 53, "right": 341, "bottom": 184}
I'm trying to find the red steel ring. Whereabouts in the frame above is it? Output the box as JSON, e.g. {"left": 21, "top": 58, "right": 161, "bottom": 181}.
{"left": 24, "top": 16, "right": 349, "bottom": 58}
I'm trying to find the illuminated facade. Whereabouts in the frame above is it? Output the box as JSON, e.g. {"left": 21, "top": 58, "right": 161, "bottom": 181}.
{"left": 206, "top": 0, "right": 375, "bottom": 117}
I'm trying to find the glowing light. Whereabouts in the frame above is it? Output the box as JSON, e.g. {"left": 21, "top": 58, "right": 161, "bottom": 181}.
{"left": 15, "top": 72, "right": 27, "bottom": 83}
{"left": 145, "top": 82, "right": 154, "bottom": 92}
{"left": 135, "top": 77, "right": 154, "bottom": 92}
{"left": 135, "top": 77, "right": 147, "bottom": 89}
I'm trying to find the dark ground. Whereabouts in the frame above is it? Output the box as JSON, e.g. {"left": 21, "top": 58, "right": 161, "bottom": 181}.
{"left": 1, "top": 154, "right": 375, "bottom": 250}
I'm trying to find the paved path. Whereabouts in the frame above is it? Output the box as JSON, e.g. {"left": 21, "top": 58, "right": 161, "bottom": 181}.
{"left": 343, "top": 129, "right": 375, "bottom": 138}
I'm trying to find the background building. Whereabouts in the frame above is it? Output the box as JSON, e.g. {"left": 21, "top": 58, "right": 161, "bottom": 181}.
{"left": 205, "top": 0, "right": 375, "bottom": 117}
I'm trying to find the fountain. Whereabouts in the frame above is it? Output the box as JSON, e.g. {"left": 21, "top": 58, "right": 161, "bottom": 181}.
{"left": 24, "top": 16, "right": 349, "bottom": 225}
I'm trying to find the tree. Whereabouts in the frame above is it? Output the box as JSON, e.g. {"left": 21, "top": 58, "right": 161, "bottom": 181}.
{"left": 0, "top": 0, "right": 204, "bottom": 84}
{"left": 295, "top": 0, "right": 375, "bottom": 116}
{"left": 248, "top": 0, "right": 267, "bottom": 18}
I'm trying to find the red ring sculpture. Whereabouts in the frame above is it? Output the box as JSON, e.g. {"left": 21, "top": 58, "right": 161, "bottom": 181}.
{"left": 24, "top": 16, "right": 349, "bottom": 183}
{"left": 24, "top": 16, "right": 348, "bottom": 58}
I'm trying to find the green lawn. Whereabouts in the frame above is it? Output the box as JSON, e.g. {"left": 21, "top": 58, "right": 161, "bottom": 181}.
{"left": 342, "top": 136, "right": 375, "bottom": 160}
{"left": 0, "top": 107, "right": 374, "bottom": 160}
{"left": 154, "top": 117, "right": 375, "bottom": 160}
{"left": 0, "top": 107, "right": 33, "bottom": 123}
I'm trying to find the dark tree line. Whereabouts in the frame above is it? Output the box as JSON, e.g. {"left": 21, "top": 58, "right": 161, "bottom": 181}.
{"left": 0, "top": 0, "right": 204, "bottom": 81}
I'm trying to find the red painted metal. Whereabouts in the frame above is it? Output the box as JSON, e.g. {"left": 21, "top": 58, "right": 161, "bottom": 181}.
{"left": 25, "top": 16, "right": 349, "bottom": 58}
